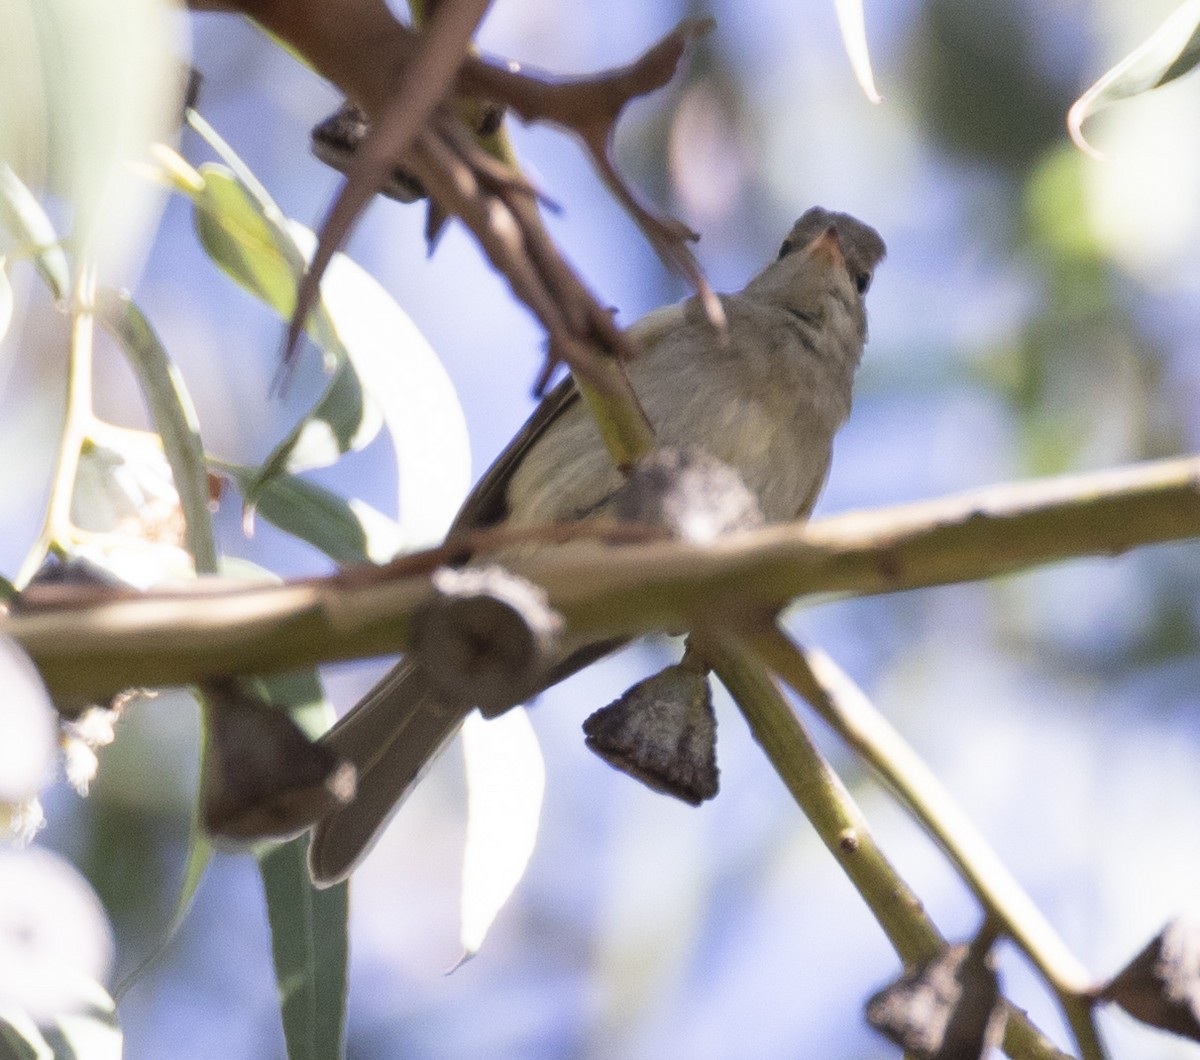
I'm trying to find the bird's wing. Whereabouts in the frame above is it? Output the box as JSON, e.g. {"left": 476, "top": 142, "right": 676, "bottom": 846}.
{"left": 448, "top": 297, "right": 690, "bottom": 535}
{"left": 449, "top": 373, "right": 582, "bottom": 534}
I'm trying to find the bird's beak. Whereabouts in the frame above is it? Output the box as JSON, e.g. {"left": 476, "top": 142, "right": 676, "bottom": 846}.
{"left": 806, "top": 224, "right": 845, "bottom": 267}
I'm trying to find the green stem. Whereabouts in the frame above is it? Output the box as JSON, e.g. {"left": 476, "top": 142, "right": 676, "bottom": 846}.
{"left": 15, "top": 264, "right": 97, "bottom": 587}
{"left": 575, "top": 372, "right": 657, "bottom": 470}
{"left": 704, "top": 633, "right": 1075, "bottom": 1060}
{"left": 752, "top": 626, "right": 1106, "bottom": 1060}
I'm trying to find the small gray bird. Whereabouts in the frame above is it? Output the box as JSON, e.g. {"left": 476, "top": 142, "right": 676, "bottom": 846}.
{"left": 308, "top": 207, "right": 886, "bottom": 885}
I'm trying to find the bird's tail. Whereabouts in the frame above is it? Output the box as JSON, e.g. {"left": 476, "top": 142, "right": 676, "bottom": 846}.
{"left": 308, "top": 660, "right": 467, "bottom": 886}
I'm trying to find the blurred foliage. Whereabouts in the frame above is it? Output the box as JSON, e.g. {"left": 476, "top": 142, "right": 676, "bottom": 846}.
{"left": 909, "top": 0, "right": 1074, "bottom": 177}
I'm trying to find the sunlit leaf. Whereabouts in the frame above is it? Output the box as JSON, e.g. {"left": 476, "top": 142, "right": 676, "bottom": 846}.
{"left": 260, "top": 359, "right": 382, "bottom": 479}
{"left": 258, "top": 835, "right": 348, "bottom": 1060}
{"left": 287, "top": 224, "right": 470, "bottom": 548}
{"left": 175, "top": 131, "right": 470, "bottom": 548}
{"left": 174, "top": 594, "right": 350, "bottom": 1058}
{"left": 0, "top": 0, "right": 182, "bottom": 279}
{"left": 0, "top": 635, "right": 56, "bottom": 810}
{"left": 0, "top": 1011, "right": 50, "bottom": 1059}
{"left": 41, "top": 983, "right": 122, "bottom": 1060}
{"left": 459, "top": 708, "right": 545, "bottom": 959}
{"left": 0, "top": 848, "right": 114, "bottom": 1029}
{"left": 160, "top": 817, "right": 211, "bottom": 970}
{"left": 0, "top": 166, "right": 68, "bottom": 299}
{"left": 98, "top": 293, "right": 216, "bottom": 573}
{"left": 189, "top": 165, "right": 344, "bottom": 364}
{"left": 218, "top": 461, "right": 403, "bottom": 566}
{"left": 834, "top": 0, "right": 882, "bottom": 103}
{"left": 1069, "top": 0, "right": 1200, "bottom": 157}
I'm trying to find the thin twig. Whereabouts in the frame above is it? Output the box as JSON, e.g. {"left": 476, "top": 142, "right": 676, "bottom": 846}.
{"left": 284, "top": 0, "right": 494, "bottom": 365}
{"left": 703, "top": 632, "right": 1077, "bottom": 1060}
{"left": 15, "top": 263, "right": 98, "bottom": 587}
{"left": 751, "top": 628, "right": 1107, "bottom": 1058}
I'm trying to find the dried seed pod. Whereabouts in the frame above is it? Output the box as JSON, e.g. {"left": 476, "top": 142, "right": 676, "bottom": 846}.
{"left": 200, "top": 680, "right": 355, "bottom": 841}
{"left": 612, "top": 446, "right": 763, "bottom": 542}
{"left": 1100, "top": 917, "right": 1200, "bottom": 1042}
{"left": 865, "top": 937, "right": 1005, "bottom": 1060}
{"left": 410, "top": 565, "right": 563, "bottom": 717}
{"left": 583, "top": 663, "right": 718, "bottom": 805}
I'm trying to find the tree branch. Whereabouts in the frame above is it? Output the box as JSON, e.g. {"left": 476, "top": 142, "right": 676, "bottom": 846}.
{"left": 6, "top": 454, "right": 1199, "bottom": 701}
{"left": 191, "top": 0, "right": 715, "bottom": 467}
{"left": 705, "top": 632, "right": 1079, "bottom": 1060}
{"left": 747, "top": 628, "right": 1105, "bottom": 1057}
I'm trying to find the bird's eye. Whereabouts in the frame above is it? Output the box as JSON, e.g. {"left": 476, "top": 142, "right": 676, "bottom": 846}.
{"left": 854, "top": 271, "right": 872, "bottom": 294}
{"left": 777, "top": 239, "right": 795, "bottom": 260}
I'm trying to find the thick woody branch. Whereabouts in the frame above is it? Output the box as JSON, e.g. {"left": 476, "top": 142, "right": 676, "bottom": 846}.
{"left": 7, "top": 455, "right": 1198, "bottom": 701}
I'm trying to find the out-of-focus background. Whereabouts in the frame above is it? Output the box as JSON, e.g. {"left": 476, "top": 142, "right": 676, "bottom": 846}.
{"left": 5, "top": 0, "right": 1200, "bottom": 1056}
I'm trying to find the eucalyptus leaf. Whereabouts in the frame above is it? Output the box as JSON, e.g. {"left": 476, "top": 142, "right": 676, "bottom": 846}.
{"left": 260, "top": 359, "right": 382, "bottom": 480}
{"left": 218, "top": 462, "right": 403, "bottom": 566}
{"left": 187, "top": 594, "right": 349, "bottom": 1059}
{"left": 259, "top": 835, "right": 348, "bottom": 1060}
{"left": 459, "top": 708, "right": 545, "bottom": 959}
{"left": 834, "top": 0, "right": 882, "bottom": 104}
{"left": 1069, "top": 0, "right": 1200, "bottom": 156}
{"left": 190, "top": 164, "right": 344, "bottom": 363}
{"left": 114, "top": 706, "right": 212, "bottom": 1001}
{"left": 286, "top": 224, "right": 470, "bottom": 549}
{"left": 0, "top": 166, "right": 67, "bottom": 299}
{"left": 181, "top": 116, "right": 469, "bottom": 548}
{"left": 0, "top": 1012, "right": 49, "bottom": 1059}
{"left": 98, "top": 292, "right": 216, "bottom": 573}
{"left": 41, "top": 985, "right": 122, "bottom": 1060}
{"left": 1158, "top": 18, "right": 1200, "bottom": 86}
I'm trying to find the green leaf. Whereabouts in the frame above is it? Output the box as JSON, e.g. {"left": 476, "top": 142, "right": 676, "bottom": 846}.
{"left": 260, "top": 359, "right": 382, "bottom": 479}
{"left": 113, "top": 750, "right": 213, "bottom": 1001}
{"left": 174, "top": 821, "right": 213, "bottom": 948}
{"left": 258, "top": 834, "right": 349, "bottom": 1060}
{"left": 283, "top": 224, "right": 470, "bottom": 549}
{"left": 1157, "top": 16, "right": 1200, "bottom": 86}
{"left": 41, "top": 984, "right": 122, "bottom": 1060}
{"left": 217, "top": 461, "right": 403, "bottom": 566}
{"left": 0, "top": 166, "right": 66, "bottom": 300}
{"left": 255, "top": 668, "right": 335, "bottom": 741}
{"left": 188, "top": 162, "right": 345, "bottom": 370}
{"left": 229, "top": 662, "right": 347, "bottom": 1060}
{"left": 181, "top": 114, "right": 469, "bottom": 547}
{"left": 0, "top": 1012, "right": 49, "bottom": 1059}
{"left": 1069, "top": 0, "right": 1200, "bottom": 156}
{"left": 98, "top": 292, "right": 217, "bottom": 573}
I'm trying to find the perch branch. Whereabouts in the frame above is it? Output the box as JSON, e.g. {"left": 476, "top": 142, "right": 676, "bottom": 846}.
{"left": 5, "top": 454, "right": 1198, "bottom": 702}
